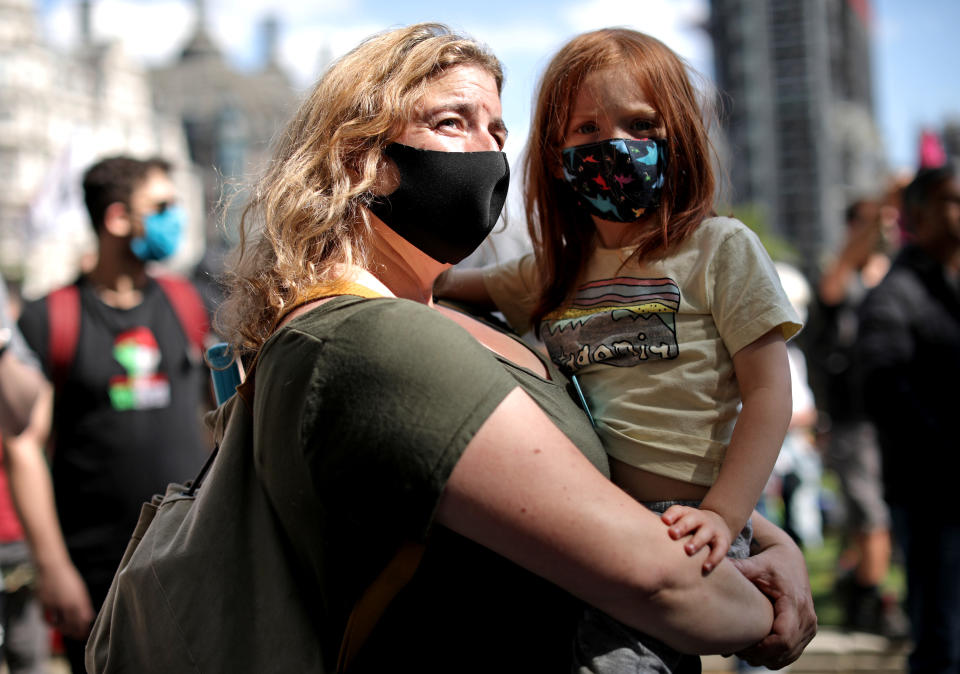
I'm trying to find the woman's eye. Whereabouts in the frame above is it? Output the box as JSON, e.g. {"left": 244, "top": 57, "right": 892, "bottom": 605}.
{"left": 631, "top": 119, "right": 655, "bottom": 133}
{"left": 437, "top": 117, "right": 462, "bottom": 130}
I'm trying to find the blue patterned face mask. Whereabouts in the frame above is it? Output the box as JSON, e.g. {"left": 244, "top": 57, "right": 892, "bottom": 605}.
{"left": 130, "top": 205, "right": 185, "bottom": 261}
{"left": 560, "top": 138, "right": 666, "bottom": 222}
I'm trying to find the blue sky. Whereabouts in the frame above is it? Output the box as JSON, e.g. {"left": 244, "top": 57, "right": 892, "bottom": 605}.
{"left": 871, "top": 0, "right": 959, "bottom": 170}
{"left": 38, "top": 0, "right": 960, "bottom": 172}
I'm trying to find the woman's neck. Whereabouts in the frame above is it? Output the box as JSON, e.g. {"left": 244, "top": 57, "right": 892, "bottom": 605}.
{"left": 349, "top": 264, "right": 436, "bottom": 304}
{"left": 365, "top": 219, "right": 446, "bottom": 305}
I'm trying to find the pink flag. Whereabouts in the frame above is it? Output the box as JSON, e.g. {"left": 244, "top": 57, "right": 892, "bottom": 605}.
{"left": 919, "top": 129, "right": 947, "bottom": 169}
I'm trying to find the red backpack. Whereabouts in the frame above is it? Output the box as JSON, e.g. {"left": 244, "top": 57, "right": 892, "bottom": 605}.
{"left": 46, "top": 275, "right": 209, "bottom": 389}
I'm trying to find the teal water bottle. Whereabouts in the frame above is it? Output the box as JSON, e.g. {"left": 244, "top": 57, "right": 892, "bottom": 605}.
{"left": 206, "top": 342, "right": 242, "bottom": 406}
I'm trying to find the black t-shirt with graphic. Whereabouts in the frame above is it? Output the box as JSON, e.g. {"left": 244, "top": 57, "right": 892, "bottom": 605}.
{"left": 19, "top": 277, "right": 208, "bottom": 588}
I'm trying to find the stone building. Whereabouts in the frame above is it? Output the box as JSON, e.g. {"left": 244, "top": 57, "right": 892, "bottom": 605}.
{"left": 0, "top": 0, "right": 301, "bottom": 301}
{"left": 144, "top": 0, "right": 303, "bottom": 316}
{"left": 0, "top": 0, "right": 198, "bottom": 298}
{"left": 709, "top": 0, "right": 887, "bottom": 275}
{"left": 149, "top": 0, "right": 301, "bottom": 249}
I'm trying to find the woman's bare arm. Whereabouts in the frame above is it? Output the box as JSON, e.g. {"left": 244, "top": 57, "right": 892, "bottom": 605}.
{"left": 435, "top": 387, "right": 774, "bottom": 655}
{"left": 732, "top": 513, "right": 817, "bottom": 669}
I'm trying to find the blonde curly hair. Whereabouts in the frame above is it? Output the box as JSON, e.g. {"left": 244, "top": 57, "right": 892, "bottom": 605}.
{"left": 217, "top": 23, "right": 503, "bottom": 352}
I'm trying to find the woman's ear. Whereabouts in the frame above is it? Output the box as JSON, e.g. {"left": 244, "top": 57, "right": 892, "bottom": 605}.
{"left": 371, "top": 156, "right": 399, "bottom": 197}
{"left": 102, "top": 202, "right": 132, "bottom": 237}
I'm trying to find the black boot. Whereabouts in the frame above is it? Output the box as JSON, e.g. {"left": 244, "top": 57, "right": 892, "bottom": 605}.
{"left": 843, "top": 579, "right": 909, "bottom": 639}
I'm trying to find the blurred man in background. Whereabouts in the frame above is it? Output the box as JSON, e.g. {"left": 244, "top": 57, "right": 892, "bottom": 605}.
{"left": 809, "top": 198, "right": 905, "bottom": 637}
{"left": 858, "top": 161, "right": 960, "bottom": 673}
{"left": 8, "top": 156, "right": 210, "bottom": 672}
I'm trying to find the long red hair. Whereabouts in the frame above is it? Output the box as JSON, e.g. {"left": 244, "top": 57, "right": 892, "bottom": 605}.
{"left": 524, "top": 28, "right": 717, "bottom": 326}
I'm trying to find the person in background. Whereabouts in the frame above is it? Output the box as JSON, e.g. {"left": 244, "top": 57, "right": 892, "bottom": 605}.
{"left": 0, "top": 283, "right": 46, "bottom": 440}
{"left": 769, "top": 262, "right": 822, "bottom": 550}
{"left": 0, "top": 281, "right": 50, "bottom": 673}
{"left": 9, "top": 156, "right": 210, "bottom": 673}
{"left": 858, "top": 160, "right": 960, "bottom": 673}
{"left": 805, "top": 197, "right": 907, "bottom": 637}
{"left": 213, "top": 23, "right": 817, "bottom": 672}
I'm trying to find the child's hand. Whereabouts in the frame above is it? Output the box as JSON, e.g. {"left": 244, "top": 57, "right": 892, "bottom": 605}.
{"left": 661, "top": 505, "right": 733, "bottom": 574}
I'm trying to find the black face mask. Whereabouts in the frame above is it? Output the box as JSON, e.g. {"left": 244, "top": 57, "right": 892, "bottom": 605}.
{"left": 368, "top": 143, "right": 510, "bottom": 264}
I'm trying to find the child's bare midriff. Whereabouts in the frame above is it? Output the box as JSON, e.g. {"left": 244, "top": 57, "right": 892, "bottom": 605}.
{"left": 609, "top": 456, "right": 710, "bottom": 503}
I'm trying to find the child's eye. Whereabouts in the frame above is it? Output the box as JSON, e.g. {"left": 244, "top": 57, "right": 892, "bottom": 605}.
{"left": 631, "top": 119, "right": 655, "bottom": 133}
{"left": 575, "top": 121, "right": 599, "bottom": 135}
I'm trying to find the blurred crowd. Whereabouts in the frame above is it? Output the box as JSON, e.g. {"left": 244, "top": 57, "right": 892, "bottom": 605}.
{"left": 757, "top": 152, "right": 960, "bottom": 674}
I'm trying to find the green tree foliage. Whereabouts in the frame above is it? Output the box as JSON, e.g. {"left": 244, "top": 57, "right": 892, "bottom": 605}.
{"left": 726, "top": 202, "right": 800, "bottom": 264}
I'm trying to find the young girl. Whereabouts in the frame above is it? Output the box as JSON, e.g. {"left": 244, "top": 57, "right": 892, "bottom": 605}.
{"left": 437, "top": 28, "right": 801, "bottom": 671}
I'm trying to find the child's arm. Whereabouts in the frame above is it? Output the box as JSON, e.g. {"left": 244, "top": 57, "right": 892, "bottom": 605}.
{"left": 662, "top": 328, "right": 792, "bottom": 572}
{"left": 433, "top": 267, "right": 496, "bottom": 309}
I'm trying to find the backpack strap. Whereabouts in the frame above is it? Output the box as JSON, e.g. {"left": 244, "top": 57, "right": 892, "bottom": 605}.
{"left": 154, "top": 275, "right": 209, "bottom": 355}
{"left": 336, "top": 541, "right": 425, "bottom": 672}
{"left": 250, "top": 281, "right": 418, "bottom": 671}
{"left": 47, "top": 284, "right": 81, "bottom": 391}
{"left": 216, "top": 282, "right": 417, "bottom": 671}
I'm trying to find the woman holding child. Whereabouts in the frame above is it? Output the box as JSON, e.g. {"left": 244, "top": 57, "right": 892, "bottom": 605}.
{"left": 216, "top": 23, "right": 815, "bottom": 672}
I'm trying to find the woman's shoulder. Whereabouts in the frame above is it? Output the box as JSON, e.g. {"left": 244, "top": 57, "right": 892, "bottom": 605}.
{"left": 253, "top": 295, "right": 518, "bottom": 467}
{"left": 283, "top": 294, "right": 432, "bottom": 328}
{"left": 282, "top": 296, "right": 478, "bottom": 343}
{"left": 263, "top": 296, "right": 499, "bottom": 379}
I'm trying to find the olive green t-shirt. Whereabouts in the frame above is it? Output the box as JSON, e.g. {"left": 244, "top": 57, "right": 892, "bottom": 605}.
{"left": 253, "top": 295, "right": 608, "bottom": 671}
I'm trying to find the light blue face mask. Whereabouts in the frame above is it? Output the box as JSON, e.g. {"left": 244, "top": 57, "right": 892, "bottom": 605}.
{"left": 130, "top": 205, "right": 185, "bottom": 262}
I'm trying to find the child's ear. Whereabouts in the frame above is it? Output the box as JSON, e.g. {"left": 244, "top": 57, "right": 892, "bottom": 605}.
{"left": 102, "top": 202, "right": 132, "bottom": 237}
